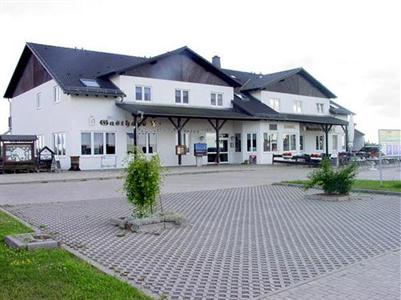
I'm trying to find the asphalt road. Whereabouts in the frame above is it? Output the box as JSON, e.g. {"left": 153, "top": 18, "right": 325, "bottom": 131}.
{"left": 0, "top": 166, "right": 399, "bottom": 205}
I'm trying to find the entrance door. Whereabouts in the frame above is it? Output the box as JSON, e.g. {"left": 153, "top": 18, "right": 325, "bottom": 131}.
{"left": 206, "top": 133, "right": 229, "bottom": 163}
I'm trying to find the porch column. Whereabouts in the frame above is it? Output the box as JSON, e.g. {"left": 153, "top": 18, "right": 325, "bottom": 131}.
{"left": 168, "top": 117, "right": 190, "bottom": 165}
{"left": 208, "top": 119, "right": 227, "bottom": 164}
{"left": 321, "top": 124, "right": 333, "bottom": 157}
{"left": 341, "top": 125, "right": 349, "bottom": 152}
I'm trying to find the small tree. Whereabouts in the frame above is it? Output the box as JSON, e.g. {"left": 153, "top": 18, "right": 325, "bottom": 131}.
{"left": 123, "top": 150, "right": 164, "bottom": 218}
{"left": 305, "top": 159, "right": 358, "bottom": 195}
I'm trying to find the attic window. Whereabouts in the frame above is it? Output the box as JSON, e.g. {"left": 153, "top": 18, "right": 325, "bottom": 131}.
{"left": 80, "top": 78, "right": 100, "bottom": 88}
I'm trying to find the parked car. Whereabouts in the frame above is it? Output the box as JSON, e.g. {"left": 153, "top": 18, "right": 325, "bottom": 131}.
{"left": 355, "top": 146, "right": 384, "bottom": 158}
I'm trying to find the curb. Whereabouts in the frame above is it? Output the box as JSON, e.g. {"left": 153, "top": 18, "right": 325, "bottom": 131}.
{"left": 0, "top": 207, "right": 159, "bottom": 300}
{"left": 274, "top": 182, "right": 401, "bottom": 196}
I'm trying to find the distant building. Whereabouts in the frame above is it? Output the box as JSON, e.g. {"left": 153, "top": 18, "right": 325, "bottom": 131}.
{"left": 3, "top": 43, "right": 360, "bottom": 169}
{"left": 353, "top": 129, "right": 365, "bottom": 151}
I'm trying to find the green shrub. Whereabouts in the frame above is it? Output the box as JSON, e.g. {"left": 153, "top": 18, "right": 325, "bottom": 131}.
{"left": 305, "top": 159, "right": 358, "bottom": 195}
{"left": 123, "top": 149, "right": 164, "bottom": 218}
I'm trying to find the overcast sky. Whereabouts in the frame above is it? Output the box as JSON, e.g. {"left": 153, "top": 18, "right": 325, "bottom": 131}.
{"left": 0, "top": 0, "right": 399, "bottom": 142}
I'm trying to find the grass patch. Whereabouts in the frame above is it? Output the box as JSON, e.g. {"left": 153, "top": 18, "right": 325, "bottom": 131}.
{"left": 284, "top": 180, "right": 401, "bottom": 193}
{"left": 0, "top": 210, "right": 152, "bottom": 300}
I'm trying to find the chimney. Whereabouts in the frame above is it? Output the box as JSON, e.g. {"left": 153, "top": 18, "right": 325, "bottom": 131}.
{"left": 212, "top": 55, "right": 221, "bottom": 68}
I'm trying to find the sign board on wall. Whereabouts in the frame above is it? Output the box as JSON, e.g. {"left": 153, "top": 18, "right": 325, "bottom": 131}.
{"left": 378, "top": 129, "right": 401, "bottom": 156}
{"left": 193, "top": 143, "right": 207, "bottom": 157}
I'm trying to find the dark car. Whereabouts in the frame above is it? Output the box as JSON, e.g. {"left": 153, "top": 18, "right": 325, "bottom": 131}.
{"left": 356, "top": 146, "right": 384, "bottom": 158}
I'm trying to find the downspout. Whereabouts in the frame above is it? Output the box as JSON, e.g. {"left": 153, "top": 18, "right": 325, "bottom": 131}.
{"left": 7, "top": 98, "right": 11, "bottom": 134}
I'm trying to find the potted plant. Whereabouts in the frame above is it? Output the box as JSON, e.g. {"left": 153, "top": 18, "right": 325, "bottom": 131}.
{"left": 304, "top": 159, "right": 358, "bottom": 201}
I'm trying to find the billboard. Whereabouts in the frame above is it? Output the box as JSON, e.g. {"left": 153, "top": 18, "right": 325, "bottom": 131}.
{"left": 378, "top": 129, "right": 401, "bottom": 156}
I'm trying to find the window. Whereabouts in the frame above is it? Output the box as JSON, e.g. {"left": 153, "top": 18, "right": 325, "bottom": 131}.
{"left": 300, "top": 135, "right": 304, "bottom": 151}
{"left": 293, "top": 100, "right": 302, "bottom": 113}
{"left": 139, "top": 133, "right": 157, "bottom": 154}
{"left": 36, "top": 92, "right": 42, "bottom": 109}
{"left": 80, "top": 78, "right": 100, "bottom": 88}
{"left": 268, "top": 98, "right": 280, "bottom": 111}
{"left": 53, "top": 86, "right": 61, "bottom": 103}
{"left": 81, "top": 133, "right": 92, "bottom": 155}
{"left": 263, "top": 133, "right": 278, "bottom": 152}
{"left": 135, "top": 86, "right": 151, "bottom": 101}
{"left": 36, "top": 135, "right": 45, "bottom": 152}
{"left": 247, "top": 133, "right": 257, "bottom": 152}
{"left": 94, "top": 133, "right": 104, "bottom": 155}
{"left": 81, "top": 132, "right": 116, "bottom": 155}
{"left": 175, "top": 89, "right": 189, "bottom": 104}
{"left": 176, "top": 132, "right": 190, "bottom": 153}
{"left": 283, "top": 134, "right": 297, "bottom": 151}
{"left": 235, "top": 133, "right": 241, "bottom": 152}
{"left": 53, "top": 133, "right": 66, "bottom": 156}
{"left": 211, "top": 92, "right": 223, "bottom": 106}
{"left": 332, "top": 135, "right": 338, "bottom": 151}
{"left": 316, "top": 103, "right": 324, "bottom": 114}
{"left": 106, "top": 133, "right": 116, "bottom": 154}
{"left": 269, "top": 124, "right": 278, "bottom": 131}
{"left": 316, "top": 135, "right": 324, "bottom": 150}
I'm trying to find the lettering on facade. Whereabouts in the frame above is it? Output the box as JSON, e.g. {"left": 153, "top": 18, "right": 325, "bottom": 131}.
{"left": 100, "top": 120, "right": 134, "bottom": 127}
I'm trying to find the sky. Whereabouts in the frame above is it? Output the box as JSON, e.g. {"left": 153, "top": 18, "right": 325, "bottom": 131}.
{"left": 0, "top": 0, "right": 399, "bottom": 142}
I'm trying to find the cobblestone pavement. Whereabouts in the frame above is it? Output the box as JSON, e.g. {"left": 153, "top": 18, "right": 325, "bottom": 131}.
{"left": 4, "top": 186, "right": 400, "bottom": 299}
{"left": 261, "top": 250, "right": 400, "bottom": 300}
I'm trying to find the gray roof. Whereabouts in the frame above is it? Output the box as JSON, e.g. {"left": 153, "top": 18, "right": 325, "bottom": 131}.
{"left": 330, "top": 100, "right": 354, "bottom": 115}
{"left": 24, "top": 43, "right": 146, "bottom": 97}
{"left": 354, "top": 129, "right": 365, "bottom": 136}
{"left": 223, "top": 67, "right": 337, "bottom": 98}
{"left": 116, "top": 103, "right": 257, "bottom": 120}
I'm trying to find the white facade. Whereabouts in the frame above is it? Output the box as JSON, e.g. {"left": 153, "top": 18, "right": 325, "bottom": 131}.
{"left": 10, "top": 75, "right": 350, "bottom": 170}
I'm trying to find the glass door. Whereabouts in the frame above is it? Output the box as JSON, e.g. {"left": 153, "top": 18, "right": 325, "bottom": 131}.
{"left": 206, "top": 133, "right": 229, "bottom": 163}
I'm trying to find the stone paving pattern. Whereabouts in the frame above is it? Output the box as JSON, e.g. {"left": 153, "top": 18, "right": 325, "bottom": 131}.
{"left": 264, "top": 250, "right": 400, "bottom": 300}
{"left": 5, "top": 185, "right": 401, "bottom": 299}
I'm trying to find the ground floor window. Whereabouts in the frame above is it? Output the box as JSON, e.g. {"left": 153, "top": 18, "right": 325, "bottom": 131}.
{"left": 263, "top": 133, "right": 278, "bottom": 152}
{"left": 316, "top": 135, "right": 324, "bottom": 150}
{"left": 247, "top": 133, "right": 257, "bottom": 152}
{"left": 138, "top": 132, "right": 157, "bottom": 154}
{"left": 235, "top": 133, "right": 241, "bottom": 152}
{"left": 176, "top": 132, "right": 190, "bottom": 153}
{"left": 81, "top": 132, "right": 115, "bottom": 155}
{"left": 53, "top": 133, "right": 66, "bottom": 156}
{"left": 300, "top": 135, "right": 304, "bottom": 151}
{"left": 283, "top": 134, "right": 296, "bottom": 151}
{"left": 332, "top": 135, "right": 338, "bottom": 151}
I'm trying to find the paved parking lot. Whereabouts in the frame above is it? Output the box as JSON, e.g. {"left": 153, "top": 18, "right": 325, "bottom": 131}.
{"left": 4, "top": 185, "right": 400, "bottom": 300}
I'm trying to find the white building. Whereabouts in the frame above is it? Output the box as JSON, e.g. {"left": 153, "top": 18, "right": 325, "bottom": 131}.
{"left": 4, "top": 43, "right": 358, "bottom": 170}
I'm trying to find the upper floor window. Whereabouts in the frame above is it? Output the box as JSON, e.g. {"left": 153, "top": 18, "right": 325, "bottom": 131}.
{"left": 36, "top": 92, "right": 42, "bottom": 109}
{"left": 80, "top": 78, "right": 100, "bottom": 88}
{"left": 135, "top": 86, "right": 151, "bottom": 101}
{"left": 316, "top": 103, "right": 325, "bottom": 114}
{"left": 269, "top": 98, "right": 280, "bottom": 111}
{"left": 175, "top": 89, "right": 189, "bottom": 104}
{"left": 293, "top": 100, "right": 302, "bottom": 113}
{"left": 53, "top": 86, "right": 61, "bottom": 103}
{"left": 211, "top": 92, "right": 223, "bottom": 106}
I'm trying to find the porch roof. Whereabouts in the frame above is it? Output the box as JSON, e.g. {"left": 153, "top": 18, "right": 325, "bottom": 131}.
{"left": 116, "top": 102, "right": 258, "bottom": 120}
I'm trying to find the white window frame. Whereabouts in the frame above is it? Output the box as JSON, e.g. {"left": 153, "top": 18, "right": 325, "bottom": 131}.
{"left": 175, "top": 89, "right": 189, "bottom": 104}
{"left": 268, "top": 98, "right": 280, "bottom": 111}
{"left": 316, "top": 135, "right": 324, "bottom": 151}
{"left": 80, "top": 132, "right": 116, "bottom": 156}
{"left": 293, "top": 100, "right": 302, "bottom": 113}
{"left": 246, "top": 133, "right": 257, "bottom": 152}
{"left": 139, "top": 132, "right": 158, "bottom": 154}
{"left": 53, "top": 86, "right": 61, "bottom": 103}
{"left": 332, "top": 134, "right": 338, "bottom": 151}
{"left": 135, "top": 85, "right": 151, "bottom": 101}
{"left": 36, "top": 92, "right": 42, "bottom": 110}
{"left": 211, "top": 92, "right": 224, "bottom": 106}
{"left": 316, "top": 103, "right": 324, "bottom": 114}
{"left": 263, "top": 132, "right": 278, "bottom": 152}
{"left": 53, "top": 132, "right": 66, "bottom": 156}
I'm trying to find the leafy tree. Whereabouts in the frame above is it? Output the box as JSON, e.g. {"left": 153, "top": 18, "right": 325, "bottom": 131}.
{"left": 123, "top": 149, "right": 164, "bottom": 218}
{"left": 305, "top": 159, "right": 358, "bottom": 195}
